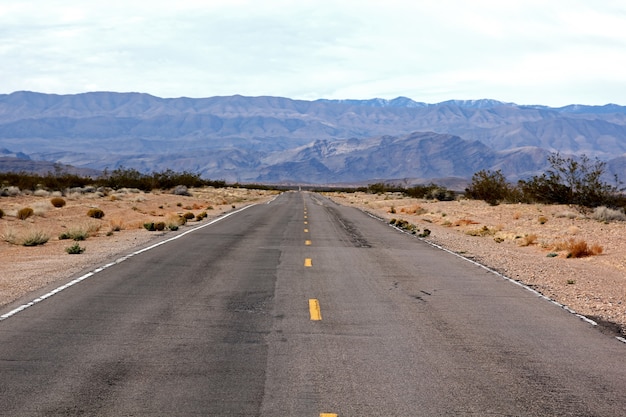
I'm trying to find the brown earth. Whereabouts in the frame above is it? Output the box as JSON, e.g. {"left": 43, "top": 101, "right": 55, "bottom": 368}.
{"left": 2, "top": 188, "right": 625, "bottom": 338}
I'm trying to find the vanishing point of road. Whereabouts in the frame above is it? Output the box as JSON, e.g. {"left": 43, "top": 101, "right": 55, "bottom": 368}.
{"left": 0, "top": 191, "right": 625, "bottom": 416}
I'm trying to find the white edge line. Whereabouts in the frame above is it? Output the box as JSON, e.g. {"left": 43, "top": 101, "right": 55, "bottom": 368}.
{"left": 363, "top": 210, "right": 626, "bottom": 344}
{"left": 0, "top": 203, "right": 258, "bottom": 322}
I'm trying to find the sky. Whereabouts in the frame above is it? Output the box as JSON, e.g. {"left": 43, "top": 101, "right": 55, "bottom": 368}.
{"left": 1, "top": 0, "right": 626, "bottom": 106}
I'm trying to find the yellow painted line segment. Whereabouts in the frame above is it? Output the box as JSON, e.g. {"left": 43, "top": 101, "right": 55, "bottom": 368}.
{"left": 320, "top": 413, "right": 337, "bottom": 417}
{"left": 309, "top": 299, "right": 322, "bottom": 321}
{"left": 304, "top": 258, "right": 312, "bottom": 267}
{"left": 304, "top": 221, "right": 308, "bottom": 225}
{"left": 304, "top": 228, "right": 309, "bottom": 233}
{"left": 305, "top": 240, "right": 311, "bottom": 246}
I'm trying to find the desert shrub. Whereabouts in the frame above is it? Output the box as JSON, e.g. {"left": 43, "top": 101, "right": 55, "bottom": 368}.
{"left": 183, "top": 212, "right": 195, "bottom": 220}
{"left": 33, "top": 189, "right": 50, "bottom": 197}
{"left": 109, "top": 219, "right": 123, "bottom": 232}
{"left": 418, "top": 229, "right": 431, "bottom": 237}
{"left": 592, "top": 206, "right": 626, "bottom": 222}
{"left": 87, "top": 208, "right": 105, "bottom": 219}
{"left": 17, "top": 207, "right": 34, "bottom": 220}
{"left": 154, "top": 221, "right": 166, "bottom": 231}
{"left": 0, "top": 208, "right": 3, "bottom": 219}
{"left": 455, "top": 218, "right": 479, "bottom": 226}
{"left": 167, "top": 223, "right": 179, "bottom": 231}
{"left": 466, "top": 226, "right": 495, "bottom": 237}
{"left": 21, "top": 230, "right": 50, "bottom": 246}
{"left": 58, "top": 228, "right": 89, "bottom": 241}
{"left": 426, "top": 187, "right": 456, "bottom": 201}
{"left": 172, "top": 185, "right": 191, "bottom": 196}
{"left": 519, "top": 234, "right": 538, "bottom": 246}
{"left": 195, "top": 211, "right": 208, "bottom": 221}
{"left": 50, "top": 197, "right": 66, "bottom": 208}
{"left": 538, "top": 216, "right": 548, "bottom": 224}
{"left": 1, "top": 186, "right": 21, "bottom": 196}
{"left": 465, "top": 170, "right": 513, "bottom": 205}
{"left": 553, "top": 238, "right": 603, "bottom": 258}
{"left": 518, "top": 153, "right": 621, "bottom": 207}
{"left": 65, "top": 242, "right": 85, "bottom": 254}
{"left": 143, "top": 222, "right": 156, "bottom": 231}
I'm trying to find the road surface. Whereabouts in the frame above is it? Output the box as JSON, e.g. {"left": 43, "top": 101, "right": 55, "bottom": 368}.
{"left": 0, "top": 191, "right": 625, "bottom": 416}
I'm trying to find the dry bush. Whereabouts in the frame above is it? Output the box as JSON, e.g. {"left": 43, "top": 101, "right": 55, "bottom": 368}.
{"left": 33, "top": 189, "right": 50, "bottom": 197}
{"left": 513, "top": 211, "right": 521, "bottom": 220}
{"left": 17, "top": 207, "right": 34, "bottom": 220}
{"left": 21, "top": 230, "right": 50, "bottom": 246}
{"left": 519, "top": 234, "right": 538, "bottom": 246}
{"left": 87, "top": 208, "right": 105, "bottom": 219}
{"left": 466, "top": 226, "right": 495, "bottom": 237}
{"left": 400, "top": 205, "right": 427, "bottom": 215}
{"left": 538, "top": 216, "right": 548, "bottom": 224}
{"left": 455, "top": 218, "right": 480, "bottom": 226}
{"left": 555, "top": 211, "right": 578, "bottom": 219}
{"left": 567, "top": 226, "right": 580, "bottom": 235}
{"left": 552, "top": 238, "right": 603, "bottom": 258}
{"left": 592, "top": 206, "right": 626, "bottom": 222}
{"left": 0, "top": 208, "right": 4, "bottom": 219}
{"left": 50, "top": 197, "right": 66, "bottom": 208}
{"left": 32, "top": 202, "right": 50, "bottom": 216}
{"left": 109, "top": 218, "right": 124, "bottom": 232}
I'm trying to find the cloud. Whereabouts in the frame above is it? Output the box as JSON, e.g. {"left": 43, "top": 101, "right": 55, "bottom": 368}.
{"left": 1, "top": 0, "right": 625, "bottom": 105}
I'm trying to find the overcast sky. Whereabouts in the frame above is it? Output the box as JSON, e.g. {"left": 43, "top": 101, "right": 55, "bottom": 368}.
{"left": 1, "top": 0, "right": 626, "bottom": 106}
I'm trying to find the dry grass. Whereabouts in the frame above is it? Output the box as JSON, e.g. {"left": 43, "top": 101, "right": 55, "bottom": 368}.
{"left": 552, "top": 238, "right": 603, "bottom": 258}
{"left": 400, "top": 204, "right": 427, "bottom": 215}
{"left": 519, "top": 234, "right": 538, "bottom": 247}
{"left": 455, "top": 218, "right": 480, "bottom": 226}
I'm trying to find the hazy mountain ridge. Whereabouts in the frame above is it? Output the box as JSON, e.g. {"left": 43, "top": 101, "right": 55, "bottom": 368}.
{"left": 0, "top": 91, "right": 625, "bottom": 185}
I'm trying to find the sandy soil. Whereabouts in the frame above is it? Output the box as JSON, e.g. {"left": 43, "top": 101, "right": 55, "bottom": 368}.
{"left": 2, "top": 188, "right": 625, "bottom": 338}
{"left": 326, "top": 192, "right": 626, "bottom": 337}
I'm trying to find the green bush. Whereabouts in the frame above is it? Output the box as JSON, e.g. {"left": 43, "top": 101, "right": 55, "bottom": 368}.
{"left": 65, "top": 242, "right": 85, "bottom": 254}
{"left": 58, "top": 228, "right": 89, "bottom": 241}
{"left": 17, "top": 207, "right": 34, "bottom": 220}
{"left": 143, "top": 222, "right": 156, "bottom": 231}
{"left": 183, "top": 212, "right": 195, "bottom": 220}
{"left": 87, "top": 208, "right": 105, "bottom": 219}
{"left": 465, "top": 170, "right": 512, "bottom": 206}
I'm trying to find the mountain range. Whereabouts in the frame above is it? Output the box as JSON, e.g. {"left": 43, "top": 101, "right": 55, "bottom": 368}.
{"left": 1, "top": 91, "right": 625, "bottom": 187}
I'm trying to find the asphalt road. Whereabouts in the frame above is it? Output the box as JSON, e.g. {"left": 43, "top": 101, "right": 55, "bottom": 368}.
{"left": 0, "top": 191, "right": 625, "bottom": 416}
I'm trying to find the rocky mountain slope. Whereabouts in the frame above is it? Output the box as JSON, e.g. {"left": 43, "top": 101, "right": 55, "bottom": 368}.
{"left": 0, "top": 91, "right": 625, "bottom": 185}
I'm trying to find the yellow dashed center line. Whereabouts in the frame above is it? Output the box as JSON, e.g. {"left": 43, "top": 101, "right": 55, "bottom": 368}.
{"left": 304, "top": 221, "right": 308, "bottom": 225}
{"left": 309, "top": 299, "right": 322, "bottom": 321}
{"left": 304, "top": 228, "right": 309, "bottom": 233}
{"left": 305, "top": 240, "right": 312, "bottom": 246}
{"left": 320, "top": 413, "right": 337, "bottom": 417}
{"left": 304, "top": 258, "right": 312, "bottom": 267}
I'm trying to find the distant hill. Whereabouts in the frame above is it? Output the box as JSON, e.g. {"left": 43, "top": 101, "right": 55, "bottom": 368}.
{"left": 0, "top": 91, "right": 625, "bottom": 185}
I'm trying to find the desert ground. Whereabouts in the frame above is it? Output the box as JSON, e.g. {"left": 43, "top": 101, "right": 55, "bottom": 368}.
{"left": 1, "top": 187, "right": 625, "bottom": 338}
